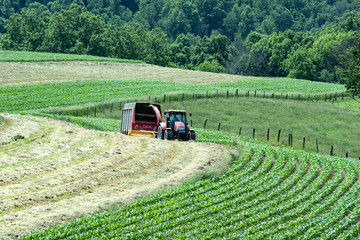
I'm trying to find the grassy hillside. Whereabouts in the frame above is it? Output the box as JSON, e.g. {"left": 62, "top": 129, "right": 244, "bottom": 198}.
{"left": 0, "top": 50, "right": 144, "bottom": 63}
{"left": 20, "top": 136, "right": 360, "bottom": 239}
{"left": 161, "top": 97, "right": 360, "bottom": 158}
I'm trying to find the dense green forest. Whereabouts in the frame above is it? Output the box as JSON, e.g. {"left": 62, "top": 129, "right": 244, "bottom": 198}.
{"left": 0, "top": 0, "right": 359, "bottom": 83}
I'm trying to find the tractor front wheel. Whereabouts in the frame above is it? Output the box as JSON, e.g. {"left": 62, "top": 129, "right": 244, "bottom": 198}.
{"left": 165, "top": 130, "right": 173, "bottom": 140}
{"left": 157, "top": 127, "right": 164, "bottom": 140}
{"left": 190, "top": 131, "right": 196, "bottom": 141}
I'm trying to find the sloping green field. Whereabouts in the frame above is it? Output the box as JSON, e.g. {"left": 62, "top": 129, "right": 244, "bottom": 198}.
{"left": 0, "top": 78, "right": 345, "bottom": 112}
{"left": 1, "top": 52, "right": 358, "bottom": 239}
{"left": 0, "top": 50, "right": 144, "bottom": 63}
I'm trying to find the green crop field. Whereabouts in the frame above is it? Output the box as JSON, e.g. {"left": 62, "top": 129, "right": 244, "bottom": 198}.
{"left": 0, "top": 50, "right": 144, "bottom": 63}
{"left": 19, "top": 136, "right": 360, "bottom": 239}
{"left": 0, "top": 78, "right": 345, "bottom": 112}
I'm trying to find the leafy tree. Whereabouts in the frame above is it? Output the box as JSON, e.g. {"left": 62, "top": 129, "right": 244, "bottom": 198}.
{"left": 285, "top": 49, "right": 317, "bottom": 80}
{"left": 195, "top": 59, "right": 225, "bottom": 73}
{"left": 0, "top": 0, "right": 15, "bottom": 19}
{"left": 195, "top": 0, "right": 226, "bottom": 36}
{"left": 0, "top": 17, "right": 6, "bottom": 34}
{"left": 41, "top": 4, "right": 110, "bottom": 54}
{"left": 0, "top": 8, "right": 45, "bottom": 51}
{"left": 113, "top": 22, "right": 147, "bottom": 60}
{"left": 134, "top": 0, "right": 164, "bottom": 29}
{"left": 143, "top": 27, "right": 170, "bottom": 66}
{"left": 342, "top": 33, "right": 360, "bottom": 96}
{"left": 160, "top": 6, "right": 191, "bottom": 40}
{"left": 191, "top": 33, "right": 229, "bottom": 67}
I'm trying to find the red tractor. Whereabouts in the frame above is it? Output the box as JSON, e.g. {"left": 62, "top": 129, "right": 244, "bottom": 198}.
{"left": 157, "top": 110, "right": 196, "bottom": 141}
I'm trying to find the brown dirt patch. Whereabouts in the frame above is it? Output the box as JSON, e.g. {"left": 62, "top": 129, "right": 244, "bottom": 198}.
{"left": 0, "top": 61, "right": 259, "bottom": 86}
{"left": 0, "top": 114, "right": 231, "bottom": 239}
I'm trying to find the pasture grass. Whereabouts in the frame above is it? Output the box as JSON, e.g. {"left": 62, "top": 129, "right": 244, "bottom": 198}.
{"left": 64, "top": 96, "right": 360, "bottom": 158}
{"left": 162, "top": 97, "right": 360, "bottom": 158}
{"left": 0, "top": 50, "right": 144, "bottom": 63}
{"left": 333, "top": 98, "right": 360, "bottom": 110}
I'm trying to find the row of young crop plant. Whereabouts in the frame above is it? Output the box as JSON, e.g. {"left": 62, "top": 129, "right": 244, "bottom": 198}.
{"left": 1, "top": 78, "right": 346, "bottom": 112}
{"left": 20, "top": 136, "right": 360, "bottom": 239}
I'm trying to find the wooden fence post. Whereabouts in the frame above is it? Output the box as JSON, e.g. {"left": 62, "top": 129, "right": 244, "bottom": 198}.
{"left": 303, "top": 137, "right": 306, "bottom": 149}
{"left": 263, "top": 91, "right": 266, "bottom": 98}
{"left": 253, "top": 128, "right": 256, "bottom": 138}
{"left": 330, "top": 145, "right": 334, "bottom": 156}
{"left": 204, "top": 119, "right": 208, "bottom": 129}
{"left": 110, "top": 103, "right": 113, "bottom": 112}
{"left": 342, "top": 92, "right": 344, "bottom": 100}
{"left": 94, "top": 107, "right": 97, "bottom": 117}
{"left": 239, "top": 127, "right": 242, "bottom": 135}
{"left": 272, "top": 93, "right": 275, "bottom": 99}
{"left": 164, "top": 95, "right": 166, "bottom": 103}
{"left": 227, "top": 91, "right": 229, "bottom": 99}
{"left": 346, "top": 152, "right": 348, "bottom": 158}
{"left": 76, "top": 110, "right": 79, "bottom": 117}
{"left": 103, "top": 104, "right": 105, "bottom": 115}
{"left": 288, "top": 134, "right": 291, "bottom": 146}
{"left": 254, "top": 90, "right": 257, "bottom": 98}
{"left": 277, "top": 130, "right": 281, "bottom": 143}
{"left": 218, "top": 123, "right": 221, "bottom": 131}
{"left": 236, "top": 89, "right": 238, "bottom": 97}
{"left": 267, "top": 128, "right": 270, "bottom": 141}
{"left": 87, "top": 107, "right": 89, "bottom": 117}
{"left": 316, "top": 138, "right": 319, "bottom": 153}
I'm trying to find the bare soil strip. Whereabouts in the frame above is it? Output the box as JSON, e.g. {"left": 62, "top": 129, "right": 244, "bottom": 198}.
{"left": 0, "top": 61, "right": 258, "bottom": 86}
{"left": 0, "top": 114, "right": 231, "bottom": 239}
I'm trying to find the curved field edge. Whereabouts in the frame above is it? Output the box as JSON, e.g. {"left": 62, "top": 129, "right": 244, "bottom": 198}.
{"left": 18, "top": 135, "right": 360, "bottom": 239}
{"left": 0, "top": 79, "right": 345, "bottom": 112}
{"left": 0, "top": 50, "right": 144, "bottom": 63}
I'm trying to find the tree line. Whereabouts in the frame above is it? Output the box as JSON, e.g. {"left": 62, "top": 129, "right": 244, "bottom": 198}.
{"left": 0, "top": 0, "right": 359, "bottom": 86}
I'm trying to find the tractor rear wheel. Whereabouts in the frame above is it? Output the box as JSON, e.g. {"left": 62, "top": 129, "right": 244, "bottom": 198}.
{"left": 165, "top": 130, "right": 173, "bottom": 140}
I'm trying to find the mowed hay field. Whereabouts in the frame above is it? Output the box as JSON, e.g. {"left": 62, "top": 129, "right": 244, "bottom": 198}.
{"left": 0, "top": 114, "right": 230, "bottom": 239}
{"left": 0, "top": 61, "right": 258, "bottom": 86}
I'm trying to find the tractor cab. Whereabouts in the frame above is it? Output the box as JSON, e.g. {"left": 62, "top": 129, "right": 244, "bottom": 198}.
{"left": 167, "top": 111, "right": 187, "bottom": 129}
{"left": 157, "top": 110, "right": 195, "bottom": 141}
